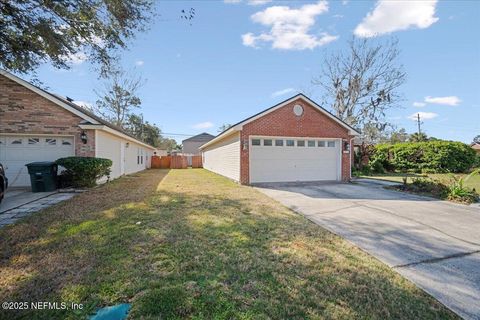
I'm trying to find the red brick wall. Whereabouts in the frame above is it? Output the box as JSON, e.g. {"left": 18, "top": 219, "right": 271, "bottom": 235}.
{"left": 0, "top": 74, "right": 95, "bottom": 156}
{"left": 240, "top": 98, "right": 355, "bottom": 184}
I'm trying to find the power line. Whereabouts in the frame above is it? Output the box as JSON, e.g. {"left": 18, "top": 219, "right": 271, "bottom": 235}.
{"left": 161, "top": 132, "right": 199, "bottom": 137}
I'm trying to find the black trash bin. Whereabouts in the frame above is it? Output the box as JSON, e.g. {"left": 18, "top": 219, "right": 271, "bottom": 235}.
{"left": 25, "top": 162, "right": 58, "bottom": 192}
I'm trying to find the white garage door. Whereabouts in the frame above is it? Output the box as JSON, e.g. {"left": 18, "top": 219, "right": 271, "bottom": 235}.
{"left": 249, "top": 137, "right": 341, "bottom": 183}
{"left": 0, "top": 135, "right": 75, "bottom": 187}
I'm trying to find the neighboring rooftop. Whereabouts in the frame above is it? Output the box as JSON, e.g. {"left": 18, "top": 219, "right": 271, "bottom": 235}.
{"left": 183, "top": 132, "right": 215, "bottom": 143}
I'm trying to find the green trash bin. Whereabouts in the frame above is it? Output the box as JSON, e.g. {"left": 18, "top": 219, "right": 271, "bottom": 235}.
{"left": 25, "top": 161, "right": 58, "bottom": 192}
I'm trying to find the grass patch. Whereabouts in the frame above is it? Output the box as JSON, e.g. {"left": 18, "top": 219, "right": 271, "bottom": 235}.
{"left": 360, "top": 172, "right": 480, "bottom": 192}
{"left": 362, "top": 172, "right": 480, "bottom": 204}
{"left": 0, "top": 169, "right": 457, "bottom": 319}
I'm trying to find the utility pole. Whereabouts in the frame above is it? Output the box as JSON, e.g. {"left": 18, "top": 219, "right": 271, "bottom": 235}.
{"left": 417, "top": 113, "right": 422, "bottom": 135}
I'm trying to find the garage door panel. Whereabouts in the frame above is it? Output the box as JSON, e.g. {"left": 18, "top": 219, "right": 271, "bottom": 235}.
{"left": 250, "top": 137, "right": 340, "bottom": 183}
{"left": 0, "top": 135, "right": 75, "bottom": 187}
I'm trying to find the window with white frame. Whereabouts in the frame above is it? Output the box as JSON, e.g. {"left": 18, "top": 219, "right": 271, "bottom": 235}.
{"left": 263, "top": 139, "right": 272, "bottom": 146}
{"left": 275, "top": 139, "right": 283, "bottom": 146}
{"left": 252, "top": 139, "right": 261, "bottom": 146}
{"left": 318, "top": 141, "right": 325, "bottom": 147}
{"left": 307, "top": 140, "right": 315, "bottom": 147}
{"left": 327, "top": 141, "right": 336, "bottom": 147}
{"left": 297, "top": 140, "right": 305, "bottom": 147}
{"left": 286, "top": 139, "right": 294, "bottom": 147}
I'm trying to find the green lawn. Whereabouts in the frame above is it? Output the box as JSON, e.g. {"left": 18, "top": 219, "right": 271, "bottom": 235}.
{"left": 0, "top": 169, "right": 457, "bottom": 319}
{"left": 360, "top": 172, "right": 480, "bottom": 192}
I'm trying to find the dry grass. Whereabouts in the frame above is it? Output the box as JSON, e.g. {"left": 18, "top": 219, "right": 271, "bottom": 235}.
{"left": 0, "top": 169, "right": 457, "bottom": 319}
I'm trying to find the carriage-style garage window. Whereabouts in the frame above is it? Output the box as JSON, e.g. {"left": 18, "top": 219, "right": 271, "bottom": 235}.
{"left": 307, "top": 140, "right": 315, "bottom": 147}
{"left": 318, "top": 141, "right": 325, "bottom": 147}
{"left": 46, "top": 138, "right": 57, "bottom": 145}
{"left": 297, "top": 140, "right": 305, "bottom": 147}
{"left": 286, "top": 139, "right": 294, "bottom": 147}
{"left": 275, "top": 139, "right": 283, "bottom": 146}
{"left": 263, "top": 139, "right": 272, "bottom": 146}
{"left": 28, "top": 138, "right": 40, "bottom": 145}
{"left": 62, "top": 139, "right": 72, "bottom": 145}
{"left": 252, "top": 139, "right": 261, "bottom": 146}
{"left": 327, "top": 141, "right": 336, "bottom": 147}
{"left": 11, "top": 139, "right": 22, "bottom": 145}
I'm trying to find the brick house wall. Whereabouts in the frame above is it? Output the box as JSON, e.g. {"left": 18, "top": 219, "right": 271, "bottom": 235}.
{"left": 239, "top": 98, "right": 355, "bottom": 184}
{"left": 0, "top": 74, "right": 95, "bottom": 156}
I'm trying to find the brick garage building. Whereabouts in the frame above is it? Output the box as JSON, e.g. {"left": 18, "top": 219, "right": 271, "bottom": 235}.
{"left": 200, "top": 94, "right": 359, "bottom": 184}
{"left": 0, "top": 69, "right": 156, "bottom": 187}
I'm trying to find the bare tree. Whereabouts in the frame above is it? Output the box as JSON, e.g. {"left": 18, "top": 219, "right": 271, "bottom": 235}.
{"left": 218, "top": 123, "right": 232, "bottom": 133}
{"left": 313, "top": 37, "right": 406, "bottom": 132}
{"left": 95, "top": 67, "right": 144, "bottom": 127}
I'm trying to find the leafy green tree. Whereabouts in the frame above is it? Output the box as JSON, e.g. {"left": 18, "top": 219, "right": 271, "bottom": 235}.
{"left": 409, "top": 132, "right": 428, "bottom": 142}
{"left": 390, "top": 128, "right": 409, "bottom": 143}
{"left": 125, "top": 114, "right": 162, "bottom": 147}
{"left": 158, "top": 138, "right": 180, "bottom": 152}
{"left": 473, "top": 135, "right": 480, "bottom": 144}
{"left": 0, "top": 0, "right": 154, "bottom": 76}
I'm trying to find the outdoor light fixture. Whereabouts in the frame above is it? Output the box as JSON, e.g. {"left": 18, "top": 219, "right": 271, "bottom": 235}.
{"left": 243, "top": 140, "right": 248, "bottom": 150}
{"left": 126, "top": 142, "right": 130, "bottom": 148}
{"left": 80, "top": 131, "right": 88, "bottom": 144}
{"left": 343, "top": 140, "right": 350, "bottom": 152}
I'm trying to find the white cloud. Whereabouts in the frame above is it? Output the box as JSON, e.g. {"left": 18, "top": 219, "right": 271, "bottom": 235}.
{"left": 73, "top": 100, "right": 94, "bottom": 111}
{"left": 354, "top": 0, "right": 439, "bottom": 38}
{"left": 224, "top": 0, "right": 272, "bottom": 4}
{"left": 192, "top": 121, "right": 214, "bottom": 129}
{"left": 64, "top": 51, "right": 88, "bottom": 65}
{"left": 272, "top": 88, "right": 296, "bottom": 97}
{"left": 248, "top": 0, "right": 272, "bottom": 5}
{"left": 413, "top": 101, "right": 426, "bottom": 107}
{"left": 424, "top": 96, "right": 461, "bottom": 106}
{"left": 408, "top": 112, "right": 438, "bottom": 121}
{"left": 135, "top": 60, "right": 144, "bottom": 66}
{"left": 242, "top": 1, "right": 338, "bottom": 50}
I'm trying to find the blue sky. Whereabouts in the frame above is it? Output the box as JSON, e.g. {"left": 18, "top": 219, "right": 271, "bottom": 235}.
{"left": 33, "top": 0, "right": 479, "bottom": 143}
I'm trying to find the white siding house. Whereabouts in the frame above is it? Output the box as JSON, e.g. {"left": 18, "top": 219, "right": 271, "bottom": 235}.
{"left": 0, "top": 69, "right": 157, "bottom": 187}
{"left": 202, "top": 132, "right": 240, "bottom": 182}
{"left": 95, "top": 130, "right": 153, "bottom": 181}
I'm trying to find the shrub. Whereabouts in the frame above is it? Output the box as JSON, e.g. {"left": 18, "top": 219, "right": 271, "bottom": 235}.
{"left": 408, "top": 177, "right": 449, "bottom": 198}
{"left": 395, "top": 175, "right": 478, "bottom": 204}
{"left": 370, "top": 141, "right": 476, "bottom": 173}
{"left": 56, "top": 157, "right": 112, "bottom": 188}
{"left": 446, "top": 176, "right": 478, "bottom": 204}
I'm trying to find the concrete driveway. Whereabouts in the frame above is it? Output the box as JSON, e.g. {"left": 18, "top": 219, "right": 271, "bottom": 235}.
{"left": 256, "top": 179, "right": 480, "bottom": 320}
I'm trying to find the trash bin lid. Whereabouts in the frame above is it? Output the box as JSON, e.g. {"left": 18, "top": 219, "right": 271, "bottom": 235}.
{"left": 25, "top": 161, "right": 57, "bottom": 167}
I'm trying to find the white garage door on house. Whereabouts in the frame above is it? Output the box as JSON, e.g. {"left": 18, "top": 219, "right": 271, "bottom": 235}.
{"left": 249, "top": 136, "right": 341, "bottom": 183}
{"left": 0, "top": 135, "right": 75, "bottom": 187}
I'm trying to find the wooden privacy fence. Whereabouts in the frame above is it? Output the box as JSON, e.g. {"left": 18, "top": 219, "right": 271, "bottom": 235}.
{"left": 151, "top": 155, "right": 202, "bottom": 169}
{"left": 170, "top": 155, "right": 188, "bottom": 169}
{"left": 191, "top": 155, "right": 203, "bottom": 168}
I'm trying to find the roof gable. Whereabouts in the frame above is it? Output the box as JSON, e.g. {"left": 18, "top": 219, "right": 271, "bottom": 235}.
{"left": 0, "top": 69, "right": 156, "bottom": 149}
{"left": 200, "top": 94, "right": 359, "bottom": 150}
{"left": 183, "top": 132, "right": 215, "bottom": 143}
